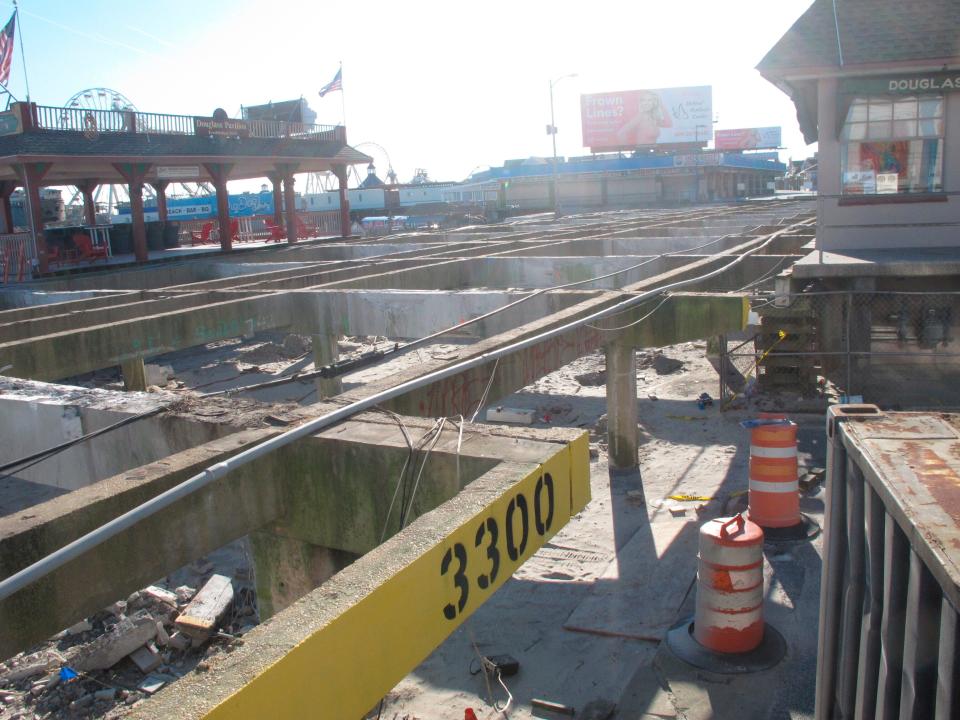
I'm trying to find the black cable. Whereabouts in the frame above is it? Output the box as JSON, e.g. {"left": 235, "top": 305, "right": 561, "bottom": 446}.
{"left": 202, "top": 207, "right": 771, "bottom": 398}
{"left": 0, "top": 405, "right": 165, "bottom": 478}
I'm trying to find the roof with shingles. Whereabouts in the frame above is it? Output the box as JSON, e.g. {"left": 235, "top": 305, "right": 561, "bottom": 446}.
{"left": 0, "top": 130, "right": 370, "bottom": 162}
{"left": 758, "top": 0, "right": 960, "bottom": 76}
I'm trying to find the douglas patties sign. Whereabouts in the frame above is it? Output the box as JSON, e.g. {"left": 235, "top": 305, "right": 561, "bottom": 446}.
{"left": 841, "top": 71, "right": 960, "bottom": 96}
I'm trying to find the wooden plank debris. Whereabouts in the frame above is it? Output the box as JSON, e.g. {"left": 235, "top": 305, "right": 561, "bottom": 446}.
{"left": 174, "top": 574, "right": 233, "bottom": 642}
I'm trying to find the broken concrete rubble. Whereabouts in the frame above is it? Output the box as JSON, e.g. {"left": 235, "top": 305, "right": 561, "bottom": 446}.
{"left": 68, "top": 615, "right": 157, "bottom": 672}
{"left": 128, "top": 645, "right": 161, "bottom": 674}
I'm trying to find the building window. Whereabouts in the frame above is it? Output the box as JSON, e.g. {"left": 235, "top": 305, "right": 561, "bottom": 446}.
{"left": 840, "top": 95, "right": 943, "bottom": 195}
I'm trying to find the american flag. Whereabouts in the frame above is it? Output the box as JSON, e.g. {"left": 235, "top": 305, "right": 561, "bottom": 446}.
{"left": 0, "top": 12, "right": 15, "bottom": 88}
{"left": 318, "top": 67, "right": 342, "bottom": 98}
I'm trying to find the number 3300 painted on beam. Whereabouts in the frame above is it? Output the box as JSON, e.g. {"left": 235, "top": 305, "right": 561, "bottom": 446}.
{"left": 440, "top": 473, "right": 556, "bottom": 620}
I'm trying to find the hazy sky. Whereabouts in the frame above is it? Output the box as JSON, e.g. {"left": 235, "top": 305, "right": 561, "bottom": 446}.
{"left": 6, "top": 0, "right": 817, "bottom": 188}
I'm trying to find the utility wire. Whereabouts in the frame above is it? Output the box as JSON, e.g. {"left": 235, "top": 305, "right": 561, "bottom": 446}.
{"left": 585, "top": 294, "right": 673, "bottom": 333}
{"left": 0, "top": 406, "right": 165, "bottom": 479}
{"left": 205, "top": 224, "right": 757, "bottom": 399}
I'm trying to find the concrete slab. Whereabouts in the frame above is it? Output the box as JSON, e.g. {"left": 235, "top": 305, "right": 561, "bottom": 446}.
{"left": 792, "top": 247, "right": 960, "bottom": 279}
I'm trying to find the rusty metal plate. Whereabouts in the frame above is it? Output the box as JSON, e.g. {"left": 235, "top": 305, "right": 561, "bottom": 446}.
{"left": 855, "top": 415, "right": 958, "bottom": 441}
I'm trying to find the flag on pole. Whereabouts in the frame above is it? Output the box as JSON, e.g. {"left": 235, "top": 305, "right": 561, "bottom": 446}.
{"left": 0, "top": 12, "right": 16, "bottom": 87}
{"left": 318, "top": 67, "right": 342, "bottom": 98}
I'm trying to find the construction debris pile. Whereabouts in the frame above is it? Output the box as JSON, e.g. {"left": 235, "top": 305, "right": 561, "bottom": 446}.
{"left": 0, "top": 570, "right": 255, "bottom": 719}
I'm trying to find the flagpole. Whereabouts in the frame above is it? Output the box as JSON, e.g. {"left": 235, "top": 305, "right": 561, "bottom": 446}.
{"left": 12, "top": 1, "right": 29, "bottom": 102}
{"left": 338, "top": 60, "right": 346, "bottom": 129}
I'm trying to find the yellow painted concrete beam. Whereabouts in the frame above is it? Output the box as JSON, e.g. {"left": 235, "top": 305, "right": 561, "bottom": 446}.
{"left": 138, "top": 431, "right": 590, "bottom": 719}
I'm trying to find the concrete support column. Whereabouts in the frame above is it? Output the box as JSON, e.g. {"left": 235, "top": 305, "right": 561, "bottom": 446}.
{"left": 250, "top": 530, "right": 355, "bottom": 619}
{"left": 77, "top": 181, "right": 98, "bottom": 226}
{"left": 150, "top": 180, "right": 169, "bottom": 222}
{"left": 312, "top": 333, "right": 342, "bottom": 397}
{"left": 204, "top": 164, "right": 233, "bottom": 252}
{"left": 283, "top": 174, "right": 298, "bottom": 244}
{"left": 112, "top": 163, "right": 152, "bottom": 263}
{"left": 332, "top": 164, "right": 351, "bottom": 238}
{"left": 605, "top": 339, "right": 639, "bottom": 472}
{"left": 129, "top": 181, "right": 148, "bottom": 262}
{"left": 121, "top": 355, "right": 147, "bottom": 391}
{"left": 268, "top": 173, "right": 283, "bottom": 225}
{"left": 0, "top": 180, "right": 16, "bottom": 234}
{"left": 14, "top": 163, "right": 51, "bottom": 273}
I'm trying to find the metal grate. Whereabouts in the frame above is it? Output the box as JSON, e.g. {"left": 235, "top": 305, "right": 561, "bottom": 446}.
{"left": 817, "top": 405, "right": 960, "bottom": 719}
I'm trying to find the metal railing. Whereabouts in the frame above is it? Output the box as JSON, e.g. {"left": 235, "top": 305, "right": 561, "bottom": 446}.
{"left": 134, "top": 110, "right": 195, "bottom": 135}
{"left": 818, "top": 405, "right": 960, "bottom": 719}
{"left": 31, "top": 104, "right": 343, "bottom": 142}
{"left": 0, "top": 233, "right": 35, "bottom": 283}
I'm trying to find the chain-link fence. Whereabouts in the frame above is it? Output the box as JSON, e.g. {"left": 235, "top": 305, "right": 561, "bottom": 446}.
{"left": 717, "top": 291, "right": 960, "bottom": 409}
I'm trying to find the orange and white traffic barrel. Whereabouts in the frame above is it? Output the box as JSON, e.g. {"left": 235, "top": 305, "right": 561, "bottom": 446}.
{"left": 747, "top": 414, "right": 800, "bottom": 529}
{"left": 693, "top": 514, "right": 765, "bottom": 654}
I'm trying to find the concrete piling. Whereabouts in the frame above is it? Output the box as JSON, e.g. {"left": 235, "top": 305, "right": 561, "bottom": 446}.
{"left": 121, "top": 355, "right": 148, "bottom": 392}
{"left": 312, "top": 333, "right": 342, "bottom": 398}
{"left": 605, "top": 339, "right": 639, "bottom": 471}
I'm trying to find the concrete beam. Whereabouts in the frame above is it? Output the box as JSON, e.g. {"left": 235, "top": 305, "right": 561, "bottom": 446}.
{"left": 129, "top": 428, "right": 589, "bottom": 720}
{"left": 293, "top": 288, "right": 598, "bottom": 339}
{"left": 0, "top": 412, "right": 585, "bottom": 659}
{"left": 0, "top": 293, "right": 294, "bottom": 381}
{"left": 377, "top": 292, "right": 747, "bottom": 418}
{"left": 0, "top": 428, "right": 282, "bottom": 659}
{"left": 0, "top": 290, "right": 260, "bottom": 343}
{"left": 0, "top": 290, "right": 136, "bottom": 322}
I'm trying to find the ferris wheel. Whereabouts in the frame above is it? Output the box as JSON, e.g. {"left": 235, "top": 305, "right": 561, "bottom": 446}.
{"left": 62, "top": 88, "right": 212, "bottom": 217}
{"left": 353, "top": 142, "right": 398, "bottom": 186}
{"left": 62, "top": 88, "right": 143, "bottom": 216}
{"left": 303, "top": 141, "right": 397, "bottom": 195}
{"left": 66, "top": 87, "right": 137, "bottom": 114}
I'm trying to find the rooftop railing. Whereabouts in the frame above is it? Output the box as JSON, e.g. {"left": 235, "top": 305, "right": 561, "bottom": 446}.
{"left": 29, "top": 104, "right": 345, "bottom": 143}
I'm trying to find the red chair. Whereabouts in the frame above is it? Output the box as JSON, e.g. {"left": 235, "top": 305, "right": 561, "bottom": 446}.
{"left": 264, "top": 220, "right": 286, "bottom": 242}
{"left": 295, "top": 215, "right": 318, "bottom": 238}
{"left": 228, "top": 218, "right": 240, "bottom": 243}
{"left": 72, "top": 233, "right": 107, "bottom": 262}
{"left": 190, "top": 222, "right": 214, "bottom": 245}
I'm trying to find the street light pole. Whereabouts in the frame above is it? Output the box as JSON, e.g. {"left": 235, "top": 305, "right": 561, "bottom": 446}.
{"left": 549, "top": 73, "right": 577, "bottom": 218}
{"left": 695, "top": 124, "right": 705, "bottom": 204}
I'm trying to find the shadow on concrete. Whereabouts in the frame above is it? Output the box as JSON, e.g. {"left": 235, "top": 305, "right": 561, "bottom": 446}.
{"left": 0, "top": 474, "right": 71, "bottom": 518}
{"left": 374, "top": 398, "right": 830, "bottom": 718}
{"left": 614, "top": 416, "right": 827, "bottom": 719}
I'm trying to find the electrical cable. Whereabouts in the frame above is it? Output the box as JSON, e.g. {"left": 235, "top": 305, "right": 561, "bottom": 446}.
{"left": 389, "top": 229, "right": 750, "bottom": 359}
{"left": 400, "top": 417, "right": 447, "bottom": 529}
{"left": 585, "top": 294, "right": 673, "bottom": 333}
{"left": 0, "top": 405, "right": 165, "bottom": 479}
{"left": 0, "top": 217, "right": 813, "bottom": 602}
{"left": 736, "top": 255, "right": 789, "bottom": 292}
{"left": 494, "top": 669, "right": 513, "bottom": 716}
{"left": 204, "top": 224, "right": 757, "bottom": 399}
{"left": 470, "top": 358, "right": 500, "bottom": 423}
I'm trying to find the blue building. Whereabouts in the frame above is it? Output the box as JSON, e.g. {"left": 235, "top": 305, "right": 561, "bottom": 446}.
{"left": 444, "top": 152, "right": 787, "bottom": 212}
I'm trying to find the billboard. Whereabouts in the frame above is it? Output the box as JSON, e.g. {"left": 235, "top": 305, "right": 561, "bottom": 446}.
{"left": 581, "top": 86, "right": 712, "bottom": 151}
{"left": 714, "top": 126, "right": 782, "bottom": 151}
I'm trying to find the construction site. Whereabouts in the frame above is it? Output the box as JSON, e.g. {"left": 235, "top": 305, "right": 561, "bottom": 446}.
{"left": 0, "top": 197, "right": 829, "bottom": 716}
{"left": 1, "top": 1, "right": 960, "bottom": 719}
